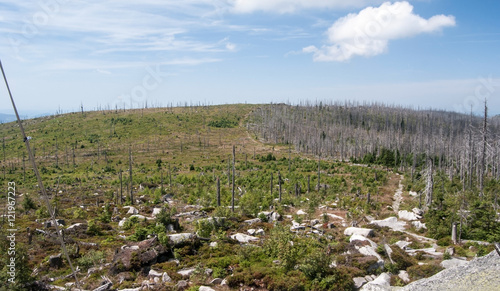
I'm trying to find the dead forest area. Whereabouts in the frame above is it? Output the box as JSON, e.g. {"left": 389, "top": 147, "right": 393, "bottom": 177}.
{"left": 0, "top": 103, "right": 499, "bottom": 291}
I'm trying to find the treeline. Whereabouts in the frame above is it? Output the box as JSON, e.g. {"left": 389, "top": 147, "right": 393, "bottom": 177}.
{"left": 250, "top": 101, "right": 500, "bottom": 185}
{"left": 250, "top": 101, "right": 500, "bottom": 243}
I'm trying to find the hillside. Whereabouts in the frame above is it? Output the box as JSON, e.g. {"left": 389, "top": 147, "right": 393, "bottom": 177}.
{"left": 0, "top": 104, "right": 498, "bottom": 291}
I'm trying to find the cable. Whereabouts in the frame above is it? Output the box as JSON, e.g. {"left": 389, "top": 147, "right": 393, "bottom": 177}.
{"left": 0, "top": 60, "right": 81, "bottom": 289}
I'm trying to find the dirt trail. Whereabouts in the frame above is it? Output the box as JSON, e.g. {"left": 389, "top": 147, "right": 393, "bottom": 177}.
{"left": 392, "top": 175, "right": 404, "bottom": 213}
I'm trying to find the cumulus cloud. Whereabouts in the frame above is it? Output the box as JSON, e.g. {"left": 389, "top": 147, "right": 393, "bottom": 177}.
{"left": 230, "top": 0, "right": 385, "bottom": 14}
{"left": 303, "top": 1, "right": 456, "bottom": 62}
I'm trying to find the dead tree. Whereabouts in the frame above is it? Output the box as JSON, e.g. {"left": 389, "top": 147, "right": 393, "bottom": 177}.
{"left": 270, "top": 173, "right": 273, "bottom": 196}
{"left": 129, "top": 147, "right": 133, "bottom": 205}
{"left": 217, "top": 176, "right": 221, "bottom": 207}
{"left": 317, "top": 155, "right": 321, "bottom": 192}
{"left": 480, "top": 99, "right": 488, "bottom": 196}
{"left": 232, "top": 145, "right": 235, "bottom": 212}
{"left": 119, "top": 170, "right": 123, "bottom": 205}
{"left": 424, "top": 158, "right": 434, "bottom": 210}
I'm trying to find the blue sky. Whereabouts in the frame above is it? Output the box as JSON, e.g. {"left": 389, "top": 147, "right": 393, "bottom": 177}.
{"left": 0, "top": 0, "right": 499, "bottom": 116}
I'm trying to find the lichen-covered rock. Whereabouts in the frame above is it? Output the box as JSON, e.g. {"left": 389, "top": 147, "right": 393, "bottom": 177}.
{"left": 344, "top": 227, "right": 374, "bottom": 237}
{"left": 230, "top": 233, "right": 259, "bottom": 243}
{"left": 109, "top": 237, "right": 169, "bottom": 274}
{"left": 402, "top": 251, "right": 500, "bottom": 291}
{"left": 371, "top": 216, "right": 406, "bottom": 232}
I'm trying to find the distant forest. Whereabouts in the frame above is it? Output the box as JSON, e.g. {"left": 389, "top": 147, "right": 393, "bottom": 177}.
{"left": 250, "top": 101, "right": 500, "bottom": 191}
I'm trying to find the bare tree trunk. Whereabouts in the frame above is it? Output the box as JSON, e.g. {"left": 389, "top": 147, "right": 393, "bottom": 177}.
{"left": 288, "top": 144, "right": 291, "bottom": 172}
{"left": 55, "top": 136, "right": 58, "bottom": 168}
{"left": 169, "top": 163, "right": 172, "bottom": 187}
{"left": 227, "top": 156, "right": 231, "bottom": 187}
{"left": 232, "top": 145, "right": 235, "bottom": 212}
{"left": 278, "top": 171, "right": 282, "bottom": 203}
{"left": 119, "top": 170, "right": 123, "bottom": 205}
{"left": 129, "top": 147, "right": 133, "bottom": 205}
{"left": 217, "top": 176, "right": 221, "bottom": 207}
{"left": 317, "top": 155, "right": 321, "bottom": 191}
{"left": 270, "top": 173, "right": 273, "bottom": 196}
{"left": 451, "top": 222, "right": 457, "bottom": 244}
{"left": 160, "top": 171, "right": 164, "bottom": 194}
{"left": 425, "top": 158, "right": 434, "bottom": 210}
{"left": 480, "top": 99, "right": 488, "bottom": 196}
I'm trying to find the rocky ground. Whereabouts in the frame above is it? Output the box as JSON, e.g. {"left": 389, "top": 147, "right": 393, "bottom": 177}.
{"left": 34, "top": 174, "right": 497, "bottom": 291}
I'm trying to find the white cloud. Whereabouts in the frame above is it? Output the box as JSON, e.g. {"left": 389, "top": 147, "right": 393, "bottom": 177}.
{"left": 230, "top": 0, "right": 385, "bottom": 14}
{"left": 303, "top": 1, "right": 456, "bottom": 61}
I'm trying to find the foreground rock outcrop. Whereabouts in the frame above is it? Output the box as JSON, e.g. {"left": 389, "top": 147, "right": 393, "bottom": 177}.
{"left": 401, "top": 251, "right": 500, "bottom": 291}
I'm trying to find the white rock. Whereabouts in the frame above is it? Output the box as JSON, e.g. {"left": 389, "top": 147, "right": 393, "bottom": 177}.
{"left": 358, "top": 246, "right": 384, "bottom": 263}
{"left": 371, "top": 216, "right": 406, "bottom": 232}
{"left": 152, "top": 208, "right": 162, "bottom": 217}
{"left": 327, "top": 213, "right": 344, "bottom": 220}
{"left": 177, "top": 268, "right": 196, "bottom": 277}
{"left": 411, "top": 221, "right": 427, "bottom": 230}
{"left": 398, "top": 210, "right": 421, "bottom": 221}
{"left": 168, "top": 233, "right": 195, "bottom": 245}
{"left": 162, "top": 272, "right": 172, "bottom": 283}
{"left": 296, "top": 209, "right": 307, "bottom": 215}
{"left": 349, "top": 234, "right": 377, "bottom": 248}
{"left": 360, "top": 273, "right": 391, "bottom": 291}
{"left": 230, "top": 233, "right": 259, "bottom": 243}
{"left": 209, "top": 242, "right": 218, "bottom": 248}
{"left": 398, "top": 270, "right": 410, "bottom": 283}
{"left": 344, "top": 227, "right": 374, "bottom": 237}
{"left": 247, "top": 229, "right": 256, "bottom": 235}
{"left": 65, "top": 223, "right": 86, "bottom": 232}
{"left": 412, "top": 207, "right": 424, "bottom": 216}
{"left": 395, "top": 240, "right": 411, "bottom": 250}
{"left": 148, "top": 269, "right": 162, "bottom": 277}
{"left": 125, "top": 206, "right": 139, "bottom": 215}
{"left": 409, "top": 191, "right": 418, "bottom": 197}
{"left": 244, "top": 218, "right": 261, "bottom": 224}
{"left": 210, "top": 278, "right": 222, "bottom": 284}
{"left": 270, "top": 212, "right": 281, "bottom": 222}
{"left": 354, "top": 277, "right": 368, "bottom": 289}
{"left": 199, "top": 287, "right": 215, "bottom": 291}
{"left": 440, "top": 258, "right": 469, "bottom": 269}
{"left": 406, "top": 247, "right": 443, "bottom": 257}
{"left": 255, "top": 229, "right": 265, "bottom": 236}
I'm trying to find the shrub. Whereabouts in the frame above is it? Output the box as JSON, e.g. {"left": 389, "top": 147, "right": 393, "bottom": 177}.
{"left": 196, "top": 219, "right": 214, "bottom": 238}
{"left": 264, "top": 225, "right": 301, "bottom": 272}
{"left": 129, "top": 227, "right": 149, "bottom": 241}
{"left": 437, "top": 237, "right": 452, "bottom": 247}
{"left": 158, "top": 232, "right": 169, "bottom": 247}
{"left": 407, "top": 264, "right": 443, "bottom": 280}
{"left": 22, "top": 194, "right": 37, "bottom": 212}
{"left": 443, "top": 252, "right": 451, "bottom": 260}
{"left": 77, "top": 250, "right": 105, "bottom": 270}
{"left": 73, "top": 208, "right": 87, "bottom": 219}
{"left": 208, "top": 117, "right": 238, "bottom": 128}
{"left": 87, "top": 220, "right": 101, "bottom": 236}
{"left": 390, "top": 246, "right": 417, "bottom": 270}
{"left": 299, "top": 250, "right": 330, "bottom": 280}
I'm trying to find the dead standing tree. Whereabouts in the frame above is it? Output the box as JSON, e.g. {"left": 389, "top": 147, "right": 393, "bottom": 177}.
{"left": 129, "top": 146, "right": 133, "bottom": 205}
{"left": 232, "top": 145, "right": 235, "bottom": 212}
{"left": 424, "top": 158, "right": 434, "bottom": 211}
